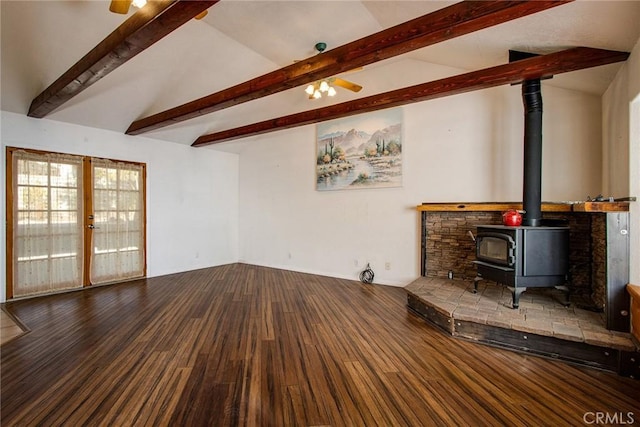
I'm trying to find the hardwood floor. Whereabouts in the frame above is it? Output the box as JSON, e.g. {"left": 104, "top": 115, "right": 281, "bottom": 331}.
{"left": 1, "top": 264, "right": 639, "bottom": 426}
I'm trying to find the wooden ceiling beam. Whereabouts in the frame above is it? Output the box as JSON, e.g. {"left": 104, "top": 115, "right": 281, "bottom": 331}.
{"left": 192, "top": 47, "right": 629, "bottom": 147}
{"left": 28, "top": 0, "right": 218, "bottom": 119}
{"left": 126, "top": 0, "right": 572, "bottom": 135}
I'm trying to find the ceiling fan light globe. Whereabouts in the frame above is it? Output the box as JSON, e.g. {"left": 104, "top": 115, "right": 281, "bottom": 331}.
{"left": 132, "top": 0, "right": 147, "bottom": 9}
{"left": 328, "top": 87, "right": 337, "bottom": 97}
{"left": 319, "top": 81, "right": 329, "bottom": 92}
{"left": 313, "top": 90, "right": 322, "bottom": 99}
{"left": 305, "top": 84, "right": 315, "bottom": 95}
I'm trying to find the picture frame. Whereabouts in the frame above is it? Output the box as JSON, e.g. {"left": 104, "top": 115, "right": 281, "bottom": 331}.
{"left": 316, "top": 108, "right": 403, "bottom": 191}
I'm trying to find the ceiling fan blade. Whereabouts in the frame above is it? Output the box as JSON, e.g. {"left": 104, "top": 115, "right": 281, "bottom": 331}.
{"left": 109, "top": 0, "right": 132, "bottom": 14}
{"left": 333, "top": 78, "right": 362, "bottom": 93}
{"left": 195, "top": 10, "right": 208, "bottom": 20}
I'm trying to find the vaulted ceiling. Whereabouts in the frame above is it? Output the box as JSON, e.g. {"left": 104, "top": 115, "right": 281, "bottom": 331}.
{"left": 2, "top": 1, "right": 640, "bottom": 151}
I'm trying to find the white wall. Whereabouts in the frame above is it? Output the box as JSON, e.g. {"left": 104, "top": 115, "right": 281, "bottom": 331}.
{"left": 603, "top": 65, "right": 631, "bottom": 198}
{"left": 1, "top": 111, "right": 240, "bottom": 302}
{"left": 603, "top": 35, "right": 640, "bottom": 285}
{"left": 1, "top": 56, "right": 618, "bottom": 296}
{"left": 632, "top": 96, "right": 640, "bottom": 285}
{"left": 238, "top": 64, "right": 603, "bottom": 286}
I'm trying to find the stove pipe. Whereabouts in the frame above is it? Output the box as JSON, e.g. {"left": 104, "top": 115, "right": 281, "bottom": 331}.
{"left": 522, "top": 79, "right": 543, "bottom": 227}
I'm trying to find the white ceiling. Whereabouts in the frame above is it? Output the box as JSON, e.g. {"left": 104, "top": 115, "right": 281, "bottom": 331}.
{"left": 2, "top": 0, "right": 640, "bottom": 150}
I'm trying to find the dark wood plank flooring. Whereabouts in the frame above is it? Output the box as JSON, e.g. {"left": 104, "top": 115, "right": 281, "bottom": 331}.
{"left": 1, "top": 264, "right": 639, "bottom": 426}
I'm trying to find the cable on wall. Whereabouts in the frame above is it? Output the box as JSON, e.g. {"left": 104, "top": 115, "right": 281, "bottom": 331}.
{"left": 359, "top": 263, "right": 374, "bottom": 284}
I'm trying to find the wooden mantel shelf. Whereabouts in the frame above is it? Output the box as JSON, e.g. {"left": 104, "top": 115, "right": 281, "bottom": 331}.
{"left": 572, "top": 202, "right": 630, "bottom": 212}
{"left": 417, "top": 201, "right": 630, "bottom": 213}
{"left": 417, "top": 202, "right": 571, "bottom": 212}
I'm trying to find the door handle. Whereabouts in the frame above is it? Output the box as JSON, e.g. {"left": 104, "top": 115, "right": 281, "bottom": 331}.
{"left": 88, "top": 224, "right": 100, "bottom": 229}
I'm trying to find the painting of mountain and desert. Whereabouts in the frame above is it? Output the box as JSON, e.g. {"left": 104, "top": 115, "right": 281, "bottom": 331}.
{"left": 316, "top": 108, "right": 403, "bottom": 191}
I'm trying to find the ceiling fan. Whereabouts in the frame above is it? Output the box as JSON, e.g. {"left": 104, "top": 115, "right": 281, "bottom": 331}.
{"left": 303, "top": 42, "right": 363, "bottom": 99}
{"left": 108, "top": 0, "right": 208, "bottom": 19}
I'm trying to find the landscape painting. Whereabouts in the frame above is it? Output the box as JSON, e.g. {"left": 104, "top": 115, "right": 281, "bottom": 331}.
{"left": 316, "top": 108, "right": 402, "bottom": 191}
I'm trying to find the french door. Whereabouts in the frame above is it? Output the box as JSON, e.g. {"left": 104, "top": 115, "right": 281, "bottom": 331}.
{"left": 89, "top": 158, "right": 145, "bottom": 284}
{"left": 6, "top": 148, "right": 146, "bottom": 299}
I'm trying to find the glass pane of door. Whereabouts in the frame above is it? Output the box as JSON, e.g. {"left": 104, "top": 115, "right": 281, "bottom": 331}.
{"left": 90, "top": 159, "right": 145, "bottom": 284}
{"left": 11, "top": 151, "right": 84, "bottom": 297}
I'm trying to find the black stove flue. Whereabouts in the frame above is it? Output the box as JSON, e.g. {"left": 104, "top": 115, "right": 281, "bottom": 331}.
{"left": 522, "top": 79, "right": 543, "bottom": 227}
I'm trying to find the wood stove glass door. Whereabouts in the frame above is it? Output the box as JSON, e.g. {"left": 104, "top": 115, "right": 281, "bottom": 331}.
{"left": 477, "top": 233, "right": 515, "bottom": 267}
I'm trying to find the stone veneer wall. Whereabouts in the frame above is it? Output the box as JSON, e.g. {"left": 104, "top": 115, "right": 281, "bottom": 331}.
{"left": 423, "top": 211, "right": 600, "bottom": 303}
{"left": 425, "top": 211, "right": 499, "bottom": 281}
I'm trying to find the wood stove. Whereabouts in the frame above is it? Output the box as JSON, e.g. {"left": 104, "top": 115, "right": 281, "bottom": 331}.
{"left": 473, "top": 74, "right": 571, "bottom": 309}
{"left": 473, "top": 224, "right": 570, "bottom": 308}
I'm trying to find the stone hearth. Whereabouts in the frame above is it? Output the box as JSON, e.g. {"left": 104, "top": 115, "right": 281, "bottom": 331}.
{"left": 406, "top": 277, "right": 639, "bottom": 376}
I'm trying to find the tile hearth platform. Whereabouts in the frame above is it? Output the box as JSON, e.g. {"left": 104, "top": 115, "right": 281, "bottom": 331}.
{"left": 406, "top": 277, "right": 640, "bottom": 377}
{"left": 0, "top": 308, "right": 28, "bottom": 345}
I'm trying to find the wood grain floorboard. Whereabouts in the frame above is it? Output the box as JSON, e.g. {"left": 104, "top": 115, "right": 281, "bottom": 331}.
{"left": 1, "top": 263, "right": 639, "bottom": 426}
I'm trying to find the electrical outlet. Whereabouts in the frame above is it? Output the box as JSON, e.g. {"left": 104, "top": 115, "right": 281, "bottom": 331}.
{"left": 385, "top": 262, "right": 391, "bottom": 270}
